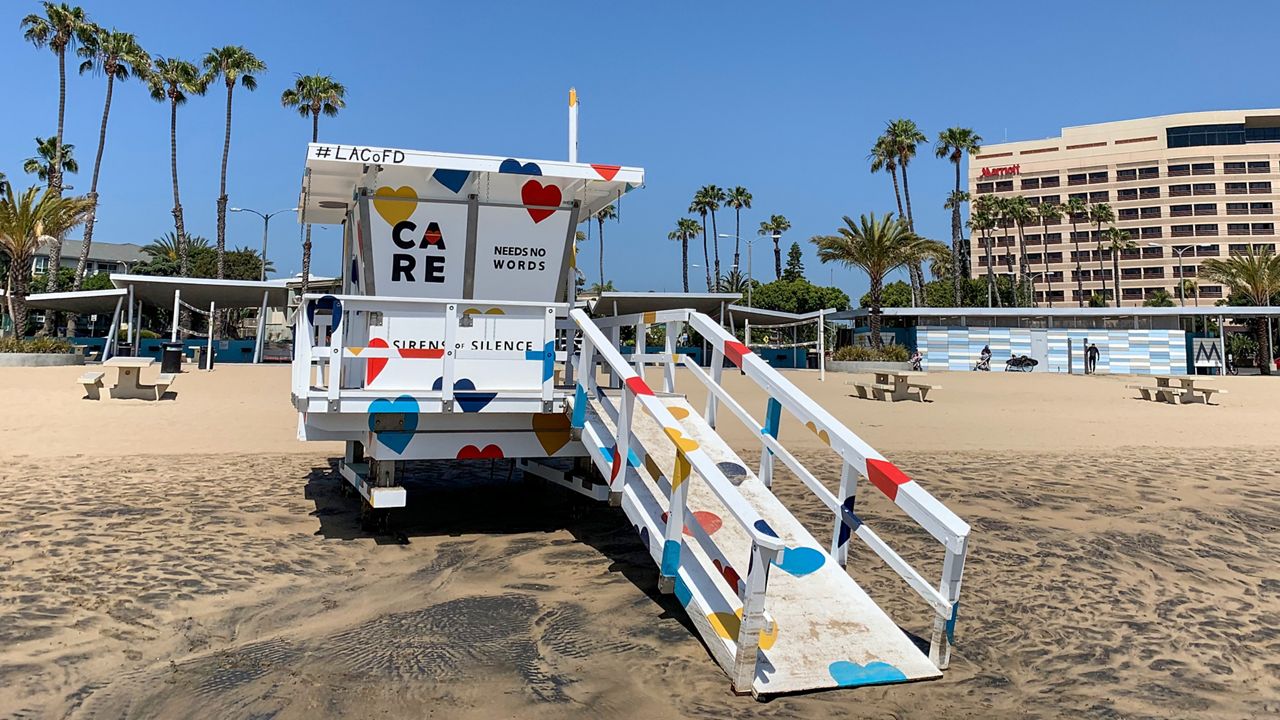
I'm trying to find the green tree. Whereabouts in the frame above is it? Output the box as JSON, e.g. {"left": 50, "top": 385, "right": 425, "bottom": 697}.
{"left": 72, "top": 27, "right": 149, "bottom": 290}
{"left": 668, "top": 218, "right": 699, "bottom": 293}
{"left": 594, "top": 204, "right": 617, "bottom": 290}
{"left": 1143, "top": 289, "right": 1176, "bottom": 307}
{"left": 859, "top": 279, "right": 913, "bottom": 308}
{"left": 811, "top": 213, "right": 946, "bottom": 348}
{"left": 935, "top": 127, "right": 982, "bottom": 305}
{"left": 943, "top": 190, "right": 970, "bottom": 300}
{"left": 782, "top": 241, "right": 805, "bottom": 281}
{"left": 147, "top": 56, "right": 207, "bottom": 279}
{"left": 204, "top": 45, "right": 266, "bottom": 281}
{"left": 693, "top": 185, "right": 726, "bottom": 281}
{"left": 191, "top": 245, "right": 273, "bottom": 280}
{"left": 281, "top": 73, "right": 346, "bottom": 297}
{"left": 715, "top": 268, "right": 754, "bottom": 294}
{"left": 885, "top": 118, "right": 927, "bottom": 301}
{"left": 1005, "top": 195, "right": 1035, "bottom": 302}
{"left": 969, "top": 195, "right": 998, "bottom": 307}
{"left": 137, "top": 231, "right": 211, "bottom": 276}
{"left": 869, "top": 134, "right": 905, "bottom": 219}
{"left": 23, "top": 135, "right": 78, "bottom": 182}
{"left": 0, "top": 182, "right": 93, "bottom": 335}
{"left": 689, "top": 190, "right": 715, "bottom": 290}
{"left": 586, "top": 280, "right": 617, "bottom": 295}
{"left": 1036, "top": 201, "right": 1062, "bottom": 306}
{"left": 80, "top": 271, "right": 113, "bottom": 291}
{"left": 1064, "top": 195, "right": 1088, "bottom": 306}
{"left": 725, "top": 186, "right": 752, "bottom": 271}
{"left": 1181, "top": 278, "right": 1199, "bottom": 306}
{"left": 758, "top": 214, "right": 791, "bottom": 280}
{"left": 21, "top": 2, "right": 92, "bottom": 197}
{"left": 1088, "top": 202, "right": 1114, "bottom": 303}
{"left": 1104, "top": 226, "right": 1136, "bottom": 306}
{"left": 1200, "top": 247, "right": 1280, "bottom": 374}
{"left": 752, "top": 279, "right": 850, "bottom": 314}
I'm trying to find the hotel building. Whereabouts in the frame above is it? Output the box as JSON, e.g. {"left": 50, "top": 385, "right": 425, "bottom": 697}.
{"left": 968, "top": 109, "right": 1280, "bottom": 306}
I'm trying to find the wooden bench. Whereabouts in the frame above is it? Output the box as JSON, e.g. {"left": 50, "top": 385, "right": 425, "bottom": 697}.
{"left": 78, "top": 371, "right": 105, "bottom": 400}
{"left": 907, "top": 382, "right": 941, "bottom": 402}
{"left": 153, "top": 372, "right": 176, "bottom": 400}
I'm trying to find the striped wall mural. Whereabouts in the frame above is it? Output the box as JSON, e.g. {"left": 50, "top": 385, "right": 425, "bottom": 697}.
{"left": 917, "top": 326, "right": 1187, "bottom": 375}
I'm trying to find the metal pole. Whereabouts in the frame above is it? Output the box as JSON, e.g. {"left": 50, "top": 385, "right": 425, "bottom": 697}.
{"left": 747, "top": 237, "right": 753, "bottom": 307}
{"left": 260, "top": 214, "right": 270, "bottom": 282}
{"left": 1177, "top": 247, "right": 1186, "bottom": 306}
{"left": 818, "top": 310, "right": 826, "bottom": 381}
{"left": 104, "top": 295, "right": 123, "bottom": 361}
{"left": 134, "top": 299, "right": 143, "bottom": 349}
{"left": 568, "top": 87, "right": 579, "bottom": 163}
{"left": 170, "top": 289, "right": 180, "bottom": 341}
{"left": 254, "top": 290, "right": 268, "bottom": 363}
{"left": 1218, "top": 314, "right": 1226, "bottom": 376}
{"left": 207, "top": 301, "right": 216, "bottom": 371}
{"left": 125, "top": 284, "right": 134, "bottom": 352}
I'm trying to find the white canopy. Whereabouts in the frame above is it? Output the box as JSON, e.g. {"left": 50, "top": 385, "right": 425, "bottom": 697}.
{"left": 110, "top": 274, "right": 290, "bottom": 309}
{"left": 21, "top": 288, "right": 128, "bottom": 313}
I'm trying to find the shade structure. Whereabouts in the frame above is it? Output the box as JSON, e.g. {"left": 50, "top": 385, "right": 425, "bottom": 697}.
{"left": 589, "top": 292, "right": 742, "bottom": 318}
{"left": 109, "top": 274, "right": 290, "bottom": 309}
{"left": 21, "top": 288, "right": 128, "bottom": 313}
{"left": 726, "top": 305, "right": 834, "bottom": 327}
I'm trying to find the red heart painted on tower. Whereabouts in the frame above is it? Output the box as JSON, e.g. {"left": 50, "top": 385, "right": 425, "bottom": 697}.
{"left": 367, "top": 338, "right": 389, "bottom": 383}
{"left": 521, "top": 180, "right": 562, "bottom": 223}
{"left": 457, "top": 444, "right": 504, "bottom": 460}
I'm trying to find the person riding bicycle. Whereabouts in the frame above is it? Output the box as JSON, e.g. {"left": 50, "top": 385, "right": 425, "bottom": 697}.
{"left": 975, "top": 344, "right": 992, "bottom": 371}
{"left": 909, "top": 349, "right": 925, "bottom": 371}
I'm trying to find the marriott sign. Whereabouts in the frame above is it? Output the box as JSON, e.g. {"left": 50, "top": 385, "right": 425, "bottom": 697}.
{"left": 980, "top": 164, "right": 1020, "bottom": 177}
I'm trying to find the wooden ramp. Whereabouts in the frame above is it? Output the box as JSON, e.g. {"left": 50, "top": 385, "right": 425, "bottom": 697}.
{"left": 579, "top": 389, "right": 940, "bottom": 696}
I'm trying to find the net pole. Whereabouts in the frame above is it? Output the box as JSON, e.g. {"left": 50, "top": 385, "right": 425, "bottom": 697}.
{"left": 206, "top": 301, "right": 215, "bottom": 371}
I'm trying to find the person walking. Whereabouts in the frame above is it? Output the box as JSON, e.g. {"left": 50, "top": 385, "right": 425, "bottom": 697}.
{"left": 1086, "top": 342, "right": 1100, "bottom": 374}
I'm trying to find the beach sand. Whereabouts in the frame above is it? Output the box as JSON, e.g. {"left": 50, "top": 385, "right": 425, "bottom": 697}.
{"left": 2, "top": 364, "right": 1278, "bottom": 718}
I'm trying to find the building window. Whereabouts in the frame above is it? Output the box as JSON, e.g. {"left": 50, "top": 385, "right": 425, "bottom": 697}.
{"left": 1118, "top": 208, "right": 1139, "bottom": 220}
{"left": 1195, "top": 244, "right": 1220, "bottom": 257}
{"left": 1248, "top": 160, "right": 1271, "bottom": 173}
{"left": 1171, "top": 204, "right": 1193, "bottom": 217}
{"left": 977, "top": 182, "right": 994, "bottom": 194}
{"left": 1253, "top": 223, "right": 1275, "bottom": 235}
{"left": 1228, "top": 223, "right": 1252, "bottom": 236}
{"left": 1088, "top": 191, "right": 1109, "bottom": 202}
{"left": 1139, "top": 187, "right": 1160, "bottom": 199}
{"left": 1121, "top": 268, "right": 1142, "bottom": 279}
{"left": 1225, "top": 161, "right": 1247, "bottom": 174}
{"left": 1047, "top": 252, "right": 1063, "bottom": 263}
{"left": 1088, "top": 171, "right": 1109, "bottom": 184}
{"left": 1172, "top": 224, "right": 1194, "bottom": 237}
{"left": 1192, "top": 162, "right": 1215, "bottom": 175}
{"left": 996, "top": 180, "right": 1014, "bottom": 192}
{"left": 1041, "top": 176, "right": 1061, "bottom": 188}
{"left": 1195, "top": 224, "right": 1218, "bottom": 236}
{"left": 1249, "top": 181, "right": 1271, "bottom": 193}
{"left": 1121, "top": 246, "right": 1141, "bottom": 260}
{"left": 1250, "top": 201, "right": 1273, "bottom": 214}
{"left": 1067, "top": 173, "right": 1087, "bottom": 186}
{"left": 1116, "top": 168, "right": 1138, "bottom": 181}
{"left": 1141, "top": 246, "right": 1163, "bottom": 258}
{"left": 1140, "top": 207, "right": 1162, "bottom": 219}
{"left": 1170, "top": 184, "right": 1192, "bottom": 197}
{"left": 1143, "top": 267, "right": 1165, "bottom": 278}
{"left": 1141, "top": 227, "right": 1163, "bottom": 239}
{"left": 1194, "top": 203, "right": 1217, "bottom": 216}
{"left": 1226, "top": 182, "right": 1248, "bottom": 194}
{"left": 1192, "top": 183, "right": 1216, "bottom": 195}
{"left": 1200, "top": 285, "right": 1223, "bottom": 298}
{"left": 1025, "top": 234, "right": 1042, "bottom": 246}
{"left": 1041, "top": 194, "right": 1061, "bottom": 205}
{"left": 1068, "top": 192, "right": 1088, "bottom": 203}
{"left": 1227, "top": 202, "right": 1250, "bottom": 215}
{"left": 1117, "top": 188, "right": 1138, "bottom": 201}
{"left": 1021, "top": 178, "right": 1040, "bottom": 190}
{"left": 1138, "top": 166, "right": 1160, "bottom": 179}
{"left": 1168, "top": 164, "right": 1192, "bottom": 177}
{"left": 1167, "top": 124, "right": 1246, "bottom": 148}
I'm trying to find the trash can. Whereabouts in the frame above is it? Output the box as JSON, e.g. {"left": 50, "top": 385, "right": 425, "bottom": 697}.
{"left": 160, "top": 342, "right": 184, "bottom": 374}
{"left": 199, "top": 345, "right": 215, "bottom": 370}
{"left": 116, "top": 342, "right": 134, "bottom": 357}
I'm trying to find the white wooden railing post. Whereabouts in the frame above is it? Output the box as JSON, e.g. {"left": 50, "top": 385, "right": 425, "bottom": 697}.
{"left": 930, "top": 536, "right": 968, "bottom": 670}
{"left": 607, "top": 326, "right": 622, "bottom": 388}
{"left": 325, "top": 303, "right": 344, "bottom": 407}
{"left": 663, "top": 321, "right": 679, "bottom": 393}
{"left": 758, "top": 397, "right": 781, "bottom": 488}
{"left": 731, "top": 542, "right": 777, "bottom": 694}
{"left": 705, "top": 347, "right": 724, "bottom": 428}
{"left": 613, "top": 387, "right": 633, "bottom": 494}
{"left": 633, "top": 321, "right": 647, "bottom": 376}
{"left": 659, "top": 448, "right": 690, "bottom": 594}
{"left": 830, "top": 461, "right": 857, "bottom": 566}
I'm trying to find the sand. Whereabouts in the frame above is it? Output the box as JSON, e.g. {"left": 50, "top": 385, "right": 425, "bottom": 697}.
{"left": 2, "top": 363, "right": 1279, "bottom": 719}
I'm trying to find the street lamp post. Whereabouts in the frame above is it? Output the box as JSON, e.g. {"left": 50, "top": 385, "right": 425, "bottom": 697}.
{"left": 1153, "top": 242, "right": 1192, "bottom": 306}
{"left": 720, "top": 232, "right": 772, "bottom": 307}
{"left": 231, "top": 206, "right": 298, "bottom": 281}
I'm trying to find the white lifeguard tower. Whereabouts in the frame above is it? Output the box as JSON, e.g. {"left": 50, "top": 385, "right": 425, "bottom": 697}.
{"left": 290, "top": 101, "right": 970, "bottom": 698}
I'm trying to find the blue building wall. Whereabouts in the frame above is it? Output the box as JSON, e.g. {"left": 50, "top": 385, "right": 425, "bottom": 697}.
{"left": 72, "top": 337, "right": 260, "bottom": 363}
{"left": 917, "top": 326, "right": 1187, "bottom": 374}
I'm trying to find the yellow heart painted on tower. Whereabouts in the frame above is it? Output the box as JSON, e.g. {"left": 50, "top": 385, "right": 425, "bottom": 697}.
{"left": 805, "top": 421, "right": 831, "bottom": 446}
{"left": 373, "top": 186, "right": 418, "bottom": 226}
{"left": 707, "top": 609, "right": 779, "bottom": 650}
{"left": 531, "top": 413, "right": 571, "bottom": 455}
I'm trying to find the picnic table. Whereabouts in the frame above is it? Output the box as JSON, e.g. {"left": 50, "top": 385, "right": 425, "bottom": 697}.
{"left": 80, "top": 356, "right": 175, "bottom": 401}
{"left": 846, "top": 370, "right": 939, "bottom": 402}
{"left": 1127, "top": 375, "right": 1226, "bottom": 405}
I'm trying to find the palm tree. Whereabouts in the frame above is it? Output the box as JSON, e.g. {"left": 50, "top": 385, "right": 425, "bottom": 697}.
{"left": 1088, "top": 202, "right": 1114, "bottom": 304}
{"left": 869, "top": 135, "right": 904, "bottom": 219}
{"left": 1006, "top": 195, "right": 1035, "bottom": 303}
{"left": 811, "top": 213, "right": 947, "bottom": 348}
{"left": 943, "top": 189, "right": 970, "bottom": 303}
{"left": 1200, "top": 247, "right": 1280, "bottom": 374}
{"left": 724, "top": 186, "right": 752, "bottom": 271}
{"left": 759, "top": 214, "right": 791, "bottom": 280}
{"left": 281, "top": 74, "right": 347, "bottom": 297}
{"left": 1037, "top": 201, "right": 1062, "bottom": 307}
{"left": 1182, "top": 278, "right": 1199, "bottom": 306}
{"left": 204, "top": 46, "right": 266, "bottom": 281}
{"left": 594, "top": 204, "right": 618, "bottom": 289}
{"left": 1104, "top": 226, "right": 1136, "bottom": 306}
{"left": 969, "top": 196, "right": 998, "bottom": 307}
{"left": 23, "top": 136, "right": 79, "bottom": 182}
{"left": 692, "top": 185, "right": 726, "bottom": 280}
{"left": 21, "top": 3, "right": 92, "bottom": 198}
{"left": 669, "top": 218, "right": 699, "bottom": 293}
{"left": 0, "top": 182, "right": 93, "bottom": 336}
{"left": 689, "top": 191, "right": 715, "bottom": 290}
{"left": 1063, "top": 196, "right": 1089, "bottom": 306}
{"left": 147, "top": 56, "right": 206, "bottom": 279}
{"left": 142, "top": 230, "right": 210, "bottom": 265}
{"left": 886, "top": 119, "right": 928, "bottom": 302}
{"left": 72, "top": 27, "right": 148, "bottom": 290}
{"left": 936, "top": 127, "right": 982, "bottom": 304}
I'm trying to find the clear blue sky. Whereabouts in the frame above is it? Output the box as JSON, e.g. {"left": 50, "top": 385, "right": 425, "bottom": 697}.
{"left": 2, "top": 0, "right": 1276, "bottom": 300}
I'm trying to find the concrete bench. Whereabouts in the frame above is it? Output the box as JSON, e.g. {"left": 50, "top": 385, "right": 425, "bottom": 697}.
{"left": 79, "top": 371, "right": 105, "bottom": 400}
{"left": 153, "top": 372, "right": 176, "bottom": 400}
{"left": 847, "top": 381, "right": 895, "bottom": 400}
{"left": 907, "top": 382, "right": 941, "bottom": 402}
{"left": 1188, "top": 386, "right": 1227, "bottom": 404}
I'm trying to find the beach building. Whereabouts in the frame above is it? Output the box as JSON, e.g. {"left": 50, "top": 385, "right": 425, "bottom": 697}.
{"left": 971, "top": 109, "right": 1280, "bottom": 306}
{"left": 830, "top": 306, "right": 1280, "bottom": 374}
{"left": 31, "top": 239, "right": 147, "bottom": 277}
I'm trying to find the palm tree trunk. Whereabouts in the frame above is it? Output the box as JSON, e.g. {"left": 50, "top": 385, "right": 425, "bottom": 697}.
{"left": 597, "top": 217, "right": 605, "bottom": 289}
{"left": 1071, "top": 220, "right": 1084, "bottom": 306}
{"left": 700, "top": 218, "right": 711, "bottom": 291}
{"left": 41, "top": 47, "right": 69, "bottom": 336}
{"left": 710, "top": 210, "right": 721, "bottom": 283}
{"left": 168, "top": 96, "right": 191, "bottom": 336}
{"left": 74, "top": 71, "right": 115, "bottom": 291}
{"left": 889, "top": 168, "right": 904, "bottom": 219}
{"left": 869, "top": 276, "right": 884, "bottom": 349}
{"left": 773, "top": 237, "right": 782, "bottom": 279}
{"left": 1095, "top": 226, "right": 1108, "bottom": 304}
{"left": 899, "top": 165, "right": 923, "bottom": 305}
{"left": 681, "top": 238, "right": 689, "bottom": 293}
{"left": 733, "top": 209, "right": 741, "bottom": 271}
{"left": 1042, "top": 220, "right": 1054, "bottom": 307}
{"left": 1016, "top": 224, "right": 1028, "bottom": 305}
{"left": 983, "top": 231, "right": 996, "bottom": 307}
{"left": 300, "top": 111, "right": 322, "bottom": 299}
{"left": 216, "top": 81, "right": 233, "bottom": 280}
{"left": 1112, "top": 250, "right": 1121, "bottom": 306}
{"left": 11, "top": 272, "right": 30, "bottom": 340}
{"left": 952, "top": 161, "right": 963, "bottom": 306}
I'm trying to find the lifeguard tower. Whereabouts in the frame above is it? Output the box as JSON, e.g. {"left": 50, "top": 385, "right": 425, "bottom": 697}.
{"left": 291, "top": 105, "right": 970, "bottom": 698}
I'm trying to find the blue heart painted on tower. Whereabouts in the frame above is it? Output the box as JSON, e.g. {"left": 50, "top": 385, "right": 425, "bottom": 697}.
{"left": 498, "top": 158, "right": 542, "bottom": 176}
{"left": 368, "top": 394, "right": 419, "bottom": 454}
{"left": 432, "top": 377, "right": 497, "bottom": 412}
{"left": 432, "top": 168, "right": 470, "bottom": 194}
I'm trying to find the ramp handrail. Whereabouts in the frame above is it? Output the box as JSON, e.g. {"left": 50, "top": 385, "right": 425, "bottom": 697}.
{"left": 569, "top": 308, "right": 781, "bottom": 692}
{"left": 583, "top": 307, "right": 970, "bottom": 670}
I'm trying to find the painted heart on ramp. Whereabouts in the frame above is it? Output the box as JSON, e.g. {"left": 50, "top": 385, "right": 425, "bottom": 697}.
{"left": 368, "top": 394, "right": 419, "bottom": 454}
